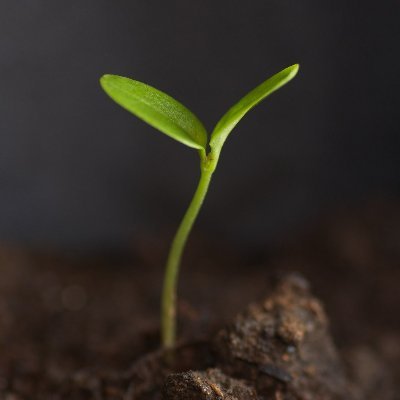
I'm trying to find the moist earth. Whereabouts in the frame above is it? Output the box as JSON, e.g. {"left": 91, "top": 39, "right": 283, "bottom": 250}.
{"left": 0, "top": 200, "right": 398, "bottom": 399}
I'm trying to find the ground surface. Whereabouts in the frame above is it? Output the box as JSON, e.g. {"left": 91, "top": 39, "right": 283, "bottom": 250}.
{"left": 0, "top": 199, "right": 399, "bottom": 399}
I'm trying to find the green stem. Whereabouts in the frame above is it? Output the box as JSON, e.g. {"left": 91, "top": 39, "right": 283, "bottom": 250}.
{"left": 161, "top": 153, "right": 215, "bottom": 350}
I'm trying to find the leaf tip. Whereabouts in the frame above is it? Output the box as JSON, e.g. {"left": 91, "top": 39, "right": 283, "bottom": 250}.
{"left": 287, "top": 64, "right": 300, "bottom": 78}
{"left": 99, "top": 74, "right": 113, "bottom": 87}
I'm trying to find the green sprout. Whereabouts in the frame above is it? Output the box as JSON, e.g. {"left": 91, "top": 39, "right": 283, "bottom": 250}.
{"left": 100, "top": 64, "right": 299, "bottom": 350}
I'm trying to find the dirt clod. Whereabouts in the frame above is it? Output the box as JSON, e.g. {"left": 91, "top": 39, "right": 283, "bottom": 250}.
{"left": 214, "top": 273, "right": 350, "bottom": 399}
{"left": 163, "top": 368, "right": 257, "bottom": 400}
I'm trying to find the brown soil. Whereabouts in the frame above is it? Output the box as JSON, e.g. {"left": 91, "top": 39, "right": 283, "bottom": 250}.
{"left": 0, "top": 199, "right": 398, "bottom": 399}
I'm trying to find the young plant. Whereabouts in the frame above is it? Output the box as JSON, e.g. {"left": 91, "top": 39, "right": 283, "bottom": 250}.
{"left": 100, "top": 64, "right": 299, "bottom": 350}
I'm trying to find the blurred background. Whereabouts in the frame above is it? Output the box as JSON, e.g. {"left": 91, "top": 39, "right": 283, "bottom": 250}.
{"left": 0, "top": 1, "right": 399, "bottom": 250}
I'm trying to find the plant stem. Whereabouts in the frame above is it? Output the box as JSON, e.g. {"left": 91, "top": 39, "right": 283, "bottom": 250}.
{"left": 161, "top": 154, "right": 215, "bottom": 350}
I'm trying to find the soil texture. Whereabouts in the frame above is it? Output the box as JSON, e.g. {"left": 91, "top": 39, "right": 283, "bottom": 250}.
{"left": 0, "top": 199, "right": 398, "bottom": 399}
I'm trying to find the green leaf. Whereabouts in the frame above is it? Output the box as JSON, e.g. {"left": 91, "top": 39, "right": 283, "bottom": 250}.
{"left": 209, "top": 64, "right": 299, "bottom": 154}
{"left": 100, "top": 75, "right": 208, "bottom": 150}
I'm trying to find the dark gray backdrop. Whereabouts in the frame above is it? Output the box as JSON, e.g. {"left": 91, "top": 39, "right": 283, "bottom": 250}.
{"left": 1, "top": 1, "right": 399, "bottom": 249}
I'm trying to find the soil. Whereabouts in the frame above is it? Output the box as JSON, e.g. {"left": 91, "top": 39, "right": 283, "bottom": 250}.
{"left": 0, "top": 198, "right": 398, "bottom": 399}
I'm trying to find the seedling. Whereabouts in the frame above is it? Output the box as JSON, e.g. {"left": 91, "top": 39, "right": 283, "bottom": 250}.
{"left": 100, "top": 64, "right": 299, "bottom": 350}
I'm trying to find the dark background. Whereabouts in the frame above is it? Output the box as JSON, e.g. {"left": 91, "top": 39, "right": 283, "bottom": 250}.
{"left": 1, "top": 1, "right": 399, "bottom": 250}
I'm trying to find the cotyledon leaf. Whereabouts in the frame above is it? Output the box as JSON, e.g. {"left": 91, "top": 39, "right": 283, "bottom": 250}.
{"left": 100, "top": 75, "right": 208, "bottom": 150}
{"left": 210, "top": 64, "right": 299, "bottom": 155}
